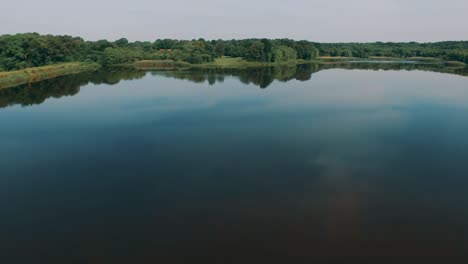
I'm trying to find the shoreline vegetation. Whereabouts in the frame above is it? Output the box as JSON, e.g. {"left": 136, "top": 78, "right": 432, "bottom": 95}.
{"left": 1, "top": 57, "right": 466, "bottom": 89}
{"left": 129, "top": 57, "right": 313, "bottom": 70}
{"left": 0, "top": 33, "right": 467, "bottom": 88}
{"left": 130, "top": 56, "right": 465, "bottom": 70}
{"left": 0, "top": 62, "right": 100, "bottom": 90}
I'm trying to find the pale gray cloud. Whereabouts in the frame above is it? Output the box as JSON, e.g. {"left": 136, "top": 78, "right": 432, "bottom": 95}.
{"left": 1, "top": 0, "right": 467, "bottom": 42}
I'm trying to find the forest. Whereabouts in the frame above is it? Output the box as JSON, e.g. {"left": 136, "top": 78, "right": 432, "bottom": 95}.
{"left": 1, "top": 33, "right": 468, "bottom": 71}
{"left": 315, "top": 42, "right": 468, "bottom": 63}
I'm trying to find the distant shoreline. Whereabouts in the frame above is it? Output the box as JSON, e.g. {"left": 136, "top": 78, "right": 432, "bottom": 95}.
{"left": 128, "top": 57, "right": 465, "bottom": 70}
{"left": 0, "top": 57, "right": 465, "bottom": 90}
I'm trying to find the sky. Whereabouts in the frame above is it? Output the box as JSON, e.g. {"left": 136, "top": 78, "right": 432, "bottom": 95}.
{"left": 2, "top": 0, "right": 468, "bottom": 42}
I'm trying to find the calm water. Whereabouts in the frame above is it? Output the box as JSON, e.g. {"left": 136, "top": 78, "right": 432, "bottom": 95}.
{"left": 2, "top": 64, "right": 468, "bottom": 263}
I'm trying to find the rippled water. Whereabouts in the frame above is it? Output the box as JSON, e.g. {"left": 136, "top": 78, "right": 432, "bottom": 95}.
{"left": 2, "top": 63, "right": 468, "bottom": 263}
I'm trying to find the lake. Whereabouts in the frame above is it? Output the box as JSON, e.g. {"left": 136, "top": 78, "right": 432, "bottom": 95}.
{"left": 2, "top": 63, "right": 468, "bottom": 263}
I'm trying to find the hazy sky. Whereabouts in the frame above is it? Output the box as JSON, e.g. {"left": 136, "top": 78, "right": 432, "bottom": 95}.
{"left": 2, "top": 0, "right": 468, "bottom": 42}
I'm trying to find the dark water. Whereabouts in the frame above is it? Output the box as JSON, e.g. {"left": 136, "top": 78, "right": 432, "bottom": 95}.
{"left": 2, "top": 63, "right": 468, "bottom": 263}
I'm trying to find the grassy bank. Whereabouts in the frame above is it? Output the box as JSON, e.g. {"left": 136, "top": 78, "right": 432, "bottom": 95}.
{"left": 319, "top": 56, "right": 447, "bottom": 62}
{"left": 130, "top": 57, "right": 310, "bottom": 70}
{"left": 132, "top": 60, "right": 191, "bottom": 70}
{"left": 203, "top": 57, "right": 315, "bottom": 68}
{"left": 1, "top": 56, "right": 465, "bottom": 90}
{"left": 130, "top": 56, "right": 462, "bottom": 71}
{"left": 0, "top": 62, "right": 100, "bottom": 89}
{"left": 445, "top": 61, "right": 467, "bottom": 66}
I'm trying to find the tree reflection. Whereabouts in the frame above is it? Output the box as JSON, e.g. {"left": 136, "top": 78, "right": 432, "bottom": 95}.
{"left": 152, "top": 62, "right": 468, "bottom": 88}
{"left": 1, "top": 63, "right": 467, "bottom": 109}
{"left": 151, "top": 64, "right": 321, "bottom": 89}
{"left": 0, "top": 69, "right": 146, "bottom": 108}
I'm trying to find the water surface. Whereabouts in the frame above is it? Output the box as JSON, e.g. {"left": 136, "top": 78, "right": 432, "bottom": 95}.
{"left": 2, "top": 63, "right": 468, "bottom": 263}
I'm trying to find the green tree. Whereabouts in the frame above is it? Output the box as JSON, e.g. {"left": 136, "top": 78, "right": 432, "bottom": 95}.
{"left": 273, "top": 46, "right": 297, "bottom": 62}
{"left": 215, "top": 40, "right": 225, "bottom": 58}
{"left": 261, "top": 39, "right": 273, "bottom": 62}
{"left": 114, "top": 38, "right": 129, "bottom": 47}
{"left": 245, "top": 41, "right": 266, "bottom": 62}
{"left": 341, "top": 49, "right": 353, "bottom": 57}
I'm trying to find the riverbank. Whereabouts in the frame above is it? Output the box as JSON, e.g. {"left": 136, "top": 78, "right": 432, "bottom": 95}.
{"left": 131, "top": 60, "right": 192, "bottom": 70}
{"left": 316, "top": 56, "right": 468, "bottom": 68}
{"left": 129, "top": 56, "right": 463, "bottom": 70}
{"left": 319, "top": 56, "right": 446, "bottom": 63}
{"left": 1, "top": 57, "right": 465, "bottom": 90}
{"left": 193, "top": 57, "right": 312, "bottom": 68}
{"left": 0, "top": 62, "right": 100, "bottom": 89}
{"left": 129, "top": 57, "right": 313, "bottom": 70}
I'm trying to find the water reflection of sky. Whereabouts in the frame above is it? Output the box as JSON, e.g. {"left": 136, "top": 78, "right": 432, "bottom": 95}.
{"left": 1, "top": 69, "right": 468, "bottom": 261}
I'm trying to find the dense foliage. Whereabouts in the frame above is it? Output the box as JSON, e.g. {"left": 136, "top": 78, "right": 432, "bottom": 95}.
{"left": 1, "top": 33, "right": 467, "bottom": 71}
{"left": 315, "top": 42, "right": 468, "bottom": 63}
{"left": 0, "top": 33, "right": 85, "bottom": 71}
{"left": 0, "top": 34, "right": 321, "bottom": 70}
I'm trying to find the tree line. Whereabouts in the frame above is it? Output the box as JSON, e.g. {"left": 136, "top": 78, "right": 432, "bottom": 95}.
{"left": 0, "top": 33, "right": 320, "bottom": 71}
{"left": 1, "top": 33, "right": 467, "bottom": 71}
{"left": 315, "top": 42, "right": 468, "bottom": 63}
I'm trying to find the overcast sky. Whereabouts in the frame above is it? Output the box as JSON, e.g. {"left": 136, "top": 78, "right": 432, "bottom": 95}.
{"left": 2, "top": 0, "right": 467, "bottom": 42}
